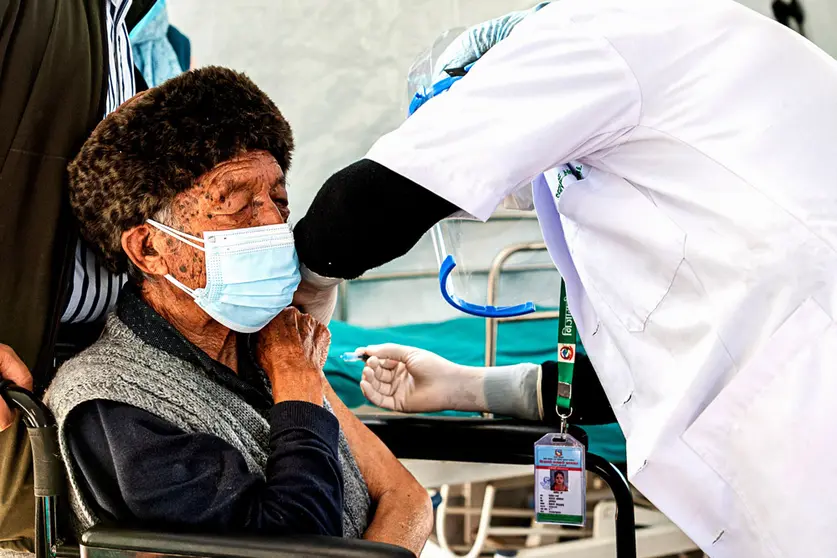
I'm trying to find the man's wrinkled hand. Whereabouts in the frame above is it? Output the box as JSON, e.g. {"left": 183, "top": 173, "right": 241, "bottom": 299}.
{"left": 256, "top": 308, "right": 331, "bottom": 405}
{"left": 0, "top": 344, "right": 33, "bottom": 431}
{"left": 258, "top": 307, "right": 331, "bottom": 371}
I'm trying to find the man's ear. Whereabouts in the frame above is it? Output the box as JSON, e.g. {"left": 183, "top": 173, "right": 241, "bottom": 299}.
{"left": 122, "top": 224, "right": 169, "bottom": 276}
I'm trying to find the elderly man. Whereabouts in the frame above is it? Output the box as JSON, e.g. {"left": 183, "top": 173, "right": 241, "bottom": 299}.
{"left": 43, "top": 67, "right": 432, "bottom": 553}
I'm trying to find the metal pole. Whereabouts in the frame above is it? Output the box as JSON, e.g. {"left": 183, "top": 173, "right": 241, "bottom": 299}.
{"left": 43, "top": 496, "right": 59, "bottom": 558}
{"left": 484, "top": 242, "right": 548, "bottom": 367}
{"left": 35, "top": 498, "right": 46, "bottom": 558}
{"left": 351, "top": 263, "right": 555, "bottom": 283}
{"left": 337, "top": 281, "right": 349, "bottom": 322}
{"left": 586, "top": 453, "right": 637, "bottom": 558}
{"left": 494, "top": 311, "right": 560, "bottom": 323}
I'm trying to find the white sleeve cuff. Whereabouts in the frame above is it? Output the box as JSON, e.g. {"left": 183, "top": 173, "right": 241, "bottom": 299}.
{"left": 483, "top": 362, "right": 541, "bottom": 420}
{"left": 300, "top": 264, "right": 343, "bottom": 288}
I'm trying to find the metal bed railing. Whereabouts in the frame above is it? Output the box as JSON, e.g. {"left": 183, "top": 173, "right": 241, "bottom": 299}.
{"left": 337, "top": 212, "right": 546, "bottom": 324}
{"left": 337, "top": 262, "right": 555, "bottom": 326}
{"left": 484, "top": 241, "right": 558, "bottom": 367}
{"left": 338, "top": 241, "right": 558, "bottom": 369}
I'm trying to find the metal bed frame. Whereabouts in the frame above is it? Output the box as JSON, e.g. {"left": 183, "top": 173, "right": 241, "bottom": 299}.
{"left": 484, "top": 241, "right": 556, "bottom": 367}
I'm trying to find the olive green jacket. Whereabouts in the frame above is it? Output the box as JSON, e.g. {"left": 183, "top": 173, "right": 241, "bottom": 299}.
{"left": 0, "top": 0, "right": 105, "bottom": 551}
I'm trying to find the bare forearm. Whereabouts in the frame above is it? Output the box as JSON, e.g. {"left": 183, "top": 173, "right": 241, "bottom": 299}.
{"left": 264, "top": 361, "right": 322, "bottom": 406}
{"left": 321, "top": 378, "right": 432, "bottom": 552}
{"left": 363, "top": 489, "right": 433, "bottom": 555}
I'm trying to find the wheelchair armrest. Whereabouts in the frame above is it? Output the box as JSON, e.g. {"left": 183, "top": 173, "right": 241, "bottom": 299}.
{"left": 0, "top": 383, "right": 63, "bottom": 499}
{"left": 361, "top": 416, "right": 588, "bottom": 465}
{"left": 0, "top": 382, "right": 54, "bottom": 429}
{"left": 80, "top": 525, "right": 415, "bottom": 558}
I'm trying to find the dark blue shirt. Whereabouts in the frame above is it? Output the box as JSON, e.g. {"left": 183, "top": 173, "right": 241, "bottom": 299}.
{"left": 65, "top": 285, "right": 344, "bottom": 537}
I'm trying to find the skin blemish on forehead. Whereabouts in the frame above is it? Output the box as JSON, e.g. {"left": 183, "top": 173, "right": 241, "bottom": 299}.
{"left": 171, "top": 151, "right": 286, "bottom": 236}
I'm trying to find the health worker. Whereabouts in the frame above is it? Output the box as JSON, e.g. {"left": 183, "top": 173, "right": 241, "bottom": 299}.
{"left": 292, "top": 1, "right": 837, "bottom": 556}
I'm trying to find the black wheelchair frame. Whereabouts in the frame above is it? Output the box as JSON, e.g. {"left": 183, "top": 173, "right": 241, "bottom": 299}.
{"left": 2, "top": 382, "right": 637, "bottom": 558}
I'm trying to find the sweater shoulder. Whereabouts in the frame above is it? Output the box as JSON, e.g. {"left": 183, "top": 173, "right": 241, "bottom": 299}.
{"left": 44, "top": 314, "right": 199, "bottom": 424}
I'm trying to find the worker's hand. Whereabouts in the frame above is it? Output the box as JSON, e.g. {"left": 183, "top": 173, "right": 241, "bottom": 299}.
{"left": 359, "top": 344, "right": 487, "bottom": 413}
{"left": 291, "top": 265, "right": 341, "bottom": 326}
{"left": 432, "top": 2, "right": 550, "bottom": 82}
{"left": 0, "top": 344, "right": 33, "bottom": 431}
{"left": 257, "top": 307, "right": 330, "bottom": 405}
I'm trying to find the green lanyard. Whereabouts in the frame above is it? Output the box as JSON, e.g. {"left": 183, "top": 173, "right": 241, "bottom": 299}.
{"left": 556, "top": 279, "right": 576, "bottom": 431}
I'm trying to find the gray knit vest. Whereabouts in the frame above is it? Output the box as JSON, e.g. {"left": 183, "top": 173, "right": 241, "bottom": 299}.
{"left": 44, "top": 314, "right": 370, "bottom": 538}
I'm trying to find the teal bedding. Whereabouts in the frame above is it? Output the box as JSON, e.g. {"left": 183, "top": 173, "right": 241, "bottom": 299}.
{"left": 325, "top": 316, "right": 627, "bottom": 464}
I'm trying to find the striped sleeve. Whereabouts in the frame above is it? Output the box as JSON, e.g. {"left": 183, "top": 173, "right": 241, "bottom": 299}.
{"left": 61, "top": 0, "right": 134, "bottom": 324}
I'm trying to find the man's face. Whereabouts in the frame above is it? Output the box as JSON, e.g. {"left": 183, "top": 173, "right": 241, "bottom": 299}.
{"left": 153, "top": 149, "right": 289, "bottom": 291}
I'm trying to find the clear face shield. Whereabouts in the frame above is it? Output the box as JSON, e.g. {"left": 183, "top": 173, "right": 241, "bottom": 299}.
{"left": 406, "top": 31, "right": 565, "bottom": 319}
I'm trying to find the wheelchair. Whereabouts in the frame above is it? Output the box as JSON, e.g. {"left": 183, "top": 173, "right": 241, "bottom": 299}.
{"left": 1, "top": 381, "right": 637, "bottom": 558}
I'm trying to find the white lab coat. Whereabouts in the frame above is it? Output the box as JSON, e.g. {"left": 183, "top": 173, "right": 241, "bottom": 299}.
{"left": 366, "top": 0, "right": 837, "bottom": 556}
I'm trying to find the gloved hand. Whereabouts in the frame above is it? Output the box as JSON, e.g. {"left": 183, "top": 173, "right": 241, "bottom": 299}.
{"left": 358, "top": 343, "right": 487, "bottom": 413}
{"left": 0, "top": 344, "right": 33, "bottom": 431}
{"left": 432, "top": 2, "right": 551, "bottom": 82}
{"left": 292, "top": 264, "right": 341, "bottom": 326}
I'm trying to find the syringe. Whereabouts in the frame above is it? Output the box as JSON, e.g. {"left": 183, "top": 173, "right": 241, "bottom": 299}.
{"left": 339, "top": 351, "right": 369, "bottom": 363}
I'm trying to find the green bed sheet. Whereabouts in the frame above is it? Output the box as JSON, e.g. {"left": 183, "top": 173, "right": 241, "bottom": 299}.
{"left": 324, "top": 316, "right": 627, "bottom": 464}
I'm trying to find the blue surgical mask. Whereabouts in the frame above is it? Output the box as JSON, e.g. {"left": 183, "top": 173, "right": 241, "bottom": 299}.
{"left": 146, "top": 219, "right": 301, "bottom": 333}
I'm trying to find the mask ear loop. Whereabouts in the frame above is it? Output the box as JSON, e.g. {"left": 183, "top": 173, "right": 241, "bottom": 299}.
{"left": 163, "top": 274, "right": 199, "bottom": 297}
{"left": 146, "top": 219, "right": 206, "bottom": 252}
{"left": 146, "top": 219, "right": 206, "bottom": 297}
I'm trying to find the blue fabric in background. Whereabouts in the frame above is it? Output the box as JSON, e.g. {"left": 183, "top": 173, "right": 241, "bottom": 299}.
{"left": 325, "top": 316, "right": 626, "bottom": 464}
{"left": 130, "top": 0, "right": 186, "bottom": 87}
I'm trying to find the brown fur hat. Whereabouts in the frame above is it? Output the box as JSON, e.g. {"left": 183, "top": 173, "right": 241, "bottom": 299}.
{"left": 68, "top": 66, "right": 294, "bottom": 273}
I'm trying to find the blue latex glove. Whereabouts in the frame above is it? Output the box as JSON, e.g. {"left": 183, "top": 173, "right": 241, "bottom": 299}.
{"left": 432, "top": 2, "right": 551, "bottom": 82}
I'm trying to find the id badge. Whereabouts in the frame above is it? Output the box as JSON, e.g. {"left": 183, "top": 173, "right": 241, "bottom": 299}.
{"left": 534, "top": 433, "right": 586, "bottom": 526}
